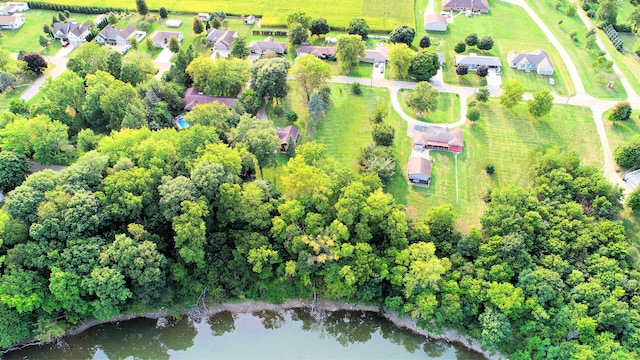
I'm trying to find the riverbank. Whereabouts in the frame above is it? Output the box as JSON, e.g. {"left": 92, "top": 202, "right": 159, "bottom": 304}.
{"left": 3, "top": 299, "right": 503, "bottom": 359}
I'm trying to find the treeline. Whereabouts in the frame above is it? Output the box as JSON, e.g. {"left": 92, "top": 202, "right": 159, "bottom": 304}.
{"left": 27, "top": 1, "right": 124, "bottom": 14}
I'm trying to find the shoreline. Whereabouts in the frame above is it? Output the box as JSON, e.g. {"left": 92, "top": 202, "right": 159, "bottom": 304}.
{"left": 4, "top": 299, "right": 502, "bottom": 359}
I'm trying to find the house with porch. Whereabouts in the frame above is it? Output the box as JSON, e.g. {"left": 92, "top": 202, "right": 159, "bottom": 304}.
{"left": 53, "top": 21, "right": 91, "bottom": 44}
{"left": 442, "top": 0, "right": 490, "bottom": 13}
{"left": 276, "top": 125, "right": 300, "bottom": 152}
{"left": 455, "top": 53, "right": 501, "bottom": 71}
{"left": 407, "top": 156, "right": 433, "bottom": 186}
{"left": 0, "top": 14, "right": 24, "bottom": 30}
{"left": 359, "top": 46, "right": 389, "bottom": 63}
{"left": 296, "top": 45, "right": 336, "bottom": 59}
{"left": 149, "top": 31, "right": 183, "bottom": 48}
{"left": 413, "top": 126, "right": 464, "bottom": 153}
{"left": 95, "top": 24, "right": 136, "bottom": 45}
{"left": 507, "top": 49, "right": 554, "bottom": 76}
{"left": 183, "top": 87, "right": 236, "bottom": 111}
{"left": 249, "top": 36, "right": 287, "bottom": 57}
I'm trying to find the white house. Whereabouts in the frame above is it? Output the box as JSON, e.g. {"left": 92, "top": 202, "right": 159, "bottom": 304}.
{"left": 197, "top": 13, "right": 210, "bottom": 21}
{"left": 149, "top": 31, "right": 183, "bottom": 48}
{"left": 5, "top": 2, "right": 29, "bottom": 12}
{"left": 95, "top": 24, "right": 136, "bottom": 45}
{"left": 53, "top": 21, "right": 91, "bottom": 44}
{"left": 360, "top": 47, "right": 390, "bottom": 63}
{"left": 0, "top": 14, "right": 25, "bottom": 30}
{"left": 424, "top": 13, "right": 448, "bottom": 31}
{"left": 507, "top": 49, "right": 555, "bottom": 76}
{"left": 455, "top": 53, "right": 501, "bottom": 70}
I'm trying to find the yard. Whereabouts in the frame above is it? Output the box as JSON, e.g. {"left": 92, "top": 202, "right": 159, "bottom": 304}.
{"left": 414, "top": 0, "right": 575, "bottom": 95}
{"left": 603, "top": 109, "right": 640, "bottom": 162}
{"left": 524, "top": 0, "right": 627, "bottom": 99}
{"left": 397, "top": 89, "right": 461, "bottom": 124}
{"left": 49, "top": 0, "right": 414, "bottom": 31}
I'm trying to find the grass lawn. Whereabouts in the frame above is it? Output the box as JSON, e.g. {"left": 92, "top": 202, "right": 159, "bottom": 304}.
{"left": 388, "top": 100, "right": 603, "bottom": 231}
{"left": 414, "top": 0, "right": 575, "bottom": 95}
{"left": 0, "top": 86, "right": 28, "bottom": 112}
{"left": 397, "top": 89, "right": 461, "bottom": 124}
{"left": 51, "top": 0, "right": 414, "bottom": 31}
{"left": 524, "top": 0, "right": 626, "bottom": 100}
{"left": 0, "top": 10, "right": 96, "bottom": 54}
{"left": 595, "top": 30, "right": 640, "bottom": 98}
{"left": 603, "top": 110, "right": 640, "bottom": 169}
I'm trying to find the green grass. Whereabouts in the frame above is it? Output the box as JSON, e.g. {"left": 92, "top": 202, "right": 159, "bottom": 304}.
{"left": 387, "top": 101, "right": 603, "bottom": 231}
{"left": 524, "top": 0, "right": 627, "bottom": 99}
{"left": 414, "top": 0, "right": 575, "bottom": 95}
{"left": 594, "top": 30, "right": 640, "bottom": 98}
{"left": 397, "top": 89, "right": 460, "bottom": 124}
{"left": 51, "top": 0, "right": 414, "bottom": 31}
{"left": 0, "top": 10, "right": 96, "bottom": 54}
{"left": 603, "top": 110, "right": 640, "bottom": 163}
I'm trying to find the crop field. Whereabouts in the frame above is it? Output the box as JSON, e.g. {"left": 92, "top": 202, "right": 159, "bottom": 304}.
{"left": 52, "top": 0, "right": 415, "bottom": 31}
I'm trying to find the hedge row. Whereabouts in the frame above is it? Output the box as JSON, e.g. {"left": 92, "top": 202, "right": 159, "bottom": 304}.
{"left": 27, "top": 1, "right": 124, "bottom": 14}
{"left": 252, "top": 30, "right": 287, "bottom": 36}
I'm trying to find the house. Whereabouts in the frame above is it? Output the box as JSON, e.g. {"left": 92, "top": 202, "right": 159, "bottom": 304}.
{"left": 149, "top": 31, "right": 183, "bottom": 48}
{"left": 206, "top": 29, "right": 237, "bottom": 50}
{"left": 0, "top": 5, "right": 17, "bottom": 15}
{"left": 0, "top": 14, "right": 25, "bottom": 30}
{"left": 249, "top": 37, "right": 287, "bottom": 56}
{"left": 5, "top": 2, "right": 28, "bottom": 12}
{"left": 424, "top": 13, "right": 448, "bottom": 31}
{"left": 245, "top": 15, "right": 256, "bottom": 25}
{"left": 197, "top": 13, "right": 210, "bottom": 21}
{"left": 413, "top": 126, "right": 464, "bottom": 153}
{"left": 183, "top": 87, "right": 236, "bottom": 111}
{"left": 507, "top": 49, "right": 554, "bottom": 76}
{"left": 165, "top": 19, "right": 182, "bottom": 28}
{"left": 93, "top": 13, "right": 108, "bottom": 25}
{"left": 407, "top": 156, "right": 433, "bottom": 186}
{"left": 442, "top": 0, "right": 490, "bottom": 13}
{"left": 53, "top": 21, "right": 91, "bottom": 44}
{"left": 296, "top": 46, "right": 336, "bottom": 59}
{"left": 360, "top": 46, "right": 389, "bottom": 63}
{"left": 455, "top": 53, "right": 501, "bottom": 70}
{"left": 96, "top": 24, "right": 136, "bottom": 45}
{"left": 276, "top": 125, "right": 300, "bottom": 152}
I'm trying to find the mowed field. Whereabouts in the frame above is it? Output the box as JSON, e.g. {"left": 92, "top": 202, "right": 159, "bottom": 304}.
{"left": 51, "top": 0, "right": 415, "bottom": 31}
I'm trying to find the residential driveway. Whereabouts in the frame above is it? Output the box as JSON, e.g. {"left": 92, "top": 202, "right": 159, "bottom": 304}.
{"left": 485, "top": 69, "right": 502, "bottom": 96}
{"left": 55, "top": 44, "right": 75, "bottom": 57}
{"left": 20, "top": 56, "right": 68, "bottom": 102}
{"left": 372, "top": 63, "right": 385, "bottom": 80}
{"left": 153, "top": 47, "right": 174, "bottom": 79}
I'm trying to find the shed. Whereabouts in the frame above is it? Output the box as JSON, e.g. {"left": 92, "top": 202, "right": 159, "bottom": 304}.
{"left": 165, "top": 19, "right": 183, "bottom": 28}
{"left": 407, "top": 157, "right": 433, "bottom": 186}
{"left": 245, "top": 15, "right": 256, "bottom": 25}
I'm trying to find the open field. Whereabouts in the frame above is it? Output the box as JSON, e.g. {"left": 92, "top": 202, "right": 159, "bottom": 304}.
{"left": 416, "top": 0, "right": 575, "bottom": 95}
{"left": 397, "top": 89, "right": 460, "bottom": 124}
{"left": 0, "top": 10, "right": 98, "bottom": 53}
{"left": 388, "top": 100, "right": 602, "bottom": 231}
{"left": 595, "top": 30, "right": 640, "bottom": 98}
{"left": 50, "top": 0, "right": 414, "bottom": 31}
{"left": 524, "top": 0, "right": 627, "bottom": 99}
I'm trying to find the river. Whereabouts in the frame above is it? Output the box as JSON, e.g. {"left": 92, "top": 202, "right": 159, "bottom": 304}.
{"left": 5, "top": 309, "right": 484, "bottom": 359}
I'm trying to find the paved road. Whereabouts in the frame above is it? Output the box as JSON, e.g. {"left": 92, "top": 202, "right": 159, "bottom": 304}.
{"left": 153, "top": 47, "right": 174, "bottom": 80}
{"left": 20, "top": 55, "right": 68, "bottom": 102}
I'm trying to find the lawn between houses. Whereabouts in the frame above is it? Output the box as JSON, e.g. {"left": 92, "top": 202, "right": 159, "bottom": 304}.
{"left": 416, "top": 0, "right": 575, "bottom": 96}
{"left": 524, "top": 0, "right": 627, "bottom": 100}
{"left": 397, "top": 89, "right": 460, "bottom": 124}
{"left": 49, "top": 0, "right": 414, "bottom": 31}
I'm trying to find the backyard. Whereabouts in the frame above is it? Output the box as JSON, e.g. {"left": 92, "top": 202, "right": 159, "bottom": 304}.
{"left": 49, "top": 0, "right": 414, "bottom": 31}
{"left": 397, "top": 89, "right": 461, "bottom": 124}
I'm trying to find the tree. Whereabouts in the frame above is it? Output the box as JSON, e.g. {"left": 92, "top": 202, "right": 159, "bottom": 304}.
{"left": 596, "top": 0, "right": 618, "bottom": 26}
{"left": 566, "top": 4, "right": 577, "bottom": 16}
{"left": 286, "top": 11, "right": 312, "bottom": 29}
{"left": 477, "top": 36, "right": 494, "bottom": 50}
{"left": 336, "top": 34, "right": 366, "bottom": 71}
{"left": 144, "top": 36, "right": 155, "bottom": 51}
{"left": 629, "top": 5, "right": 640, "bottom": 32}
{"left": 22, "top": 53, "right": 47, "bottom": 75}
{"left": 136, "top": 0, "right": 149, "bottom": 15}
{"left": 614, "top": 134, "right": 640, "bottom": 168}
{"left": 106, "top": 51, "right": 122, "bottom": 78}
{"left": 347, "top": 17, "right": 369, "bottom": 40}
{"left": 0, "top": 48, "right": 12, "bottom": 72}
{"left": 0, "top": 72, "right": 16, "bottom": 92}
{"left": 211, "top": 18, "right": 221, "bottom": 29}
{"left": 528, "top": 89, "right": 554, "bottom": 118}
{"left": 310, "top": 18, "right": 330, "bottom": 36}
{"left": 8, "top": 98, "right": 29, "bottom": 116}
{"left": 372, "top": 124, "right": 395, "bottom": 146}
{"left": 371, "top": 102, "right": 388, "bottom": 124}
{"left": 499, "top": 80, "right": 524, "bottom": 109}
{"left": 409, "top": 50, "right": 440, "bottom": 81}
{"left": 419, "top": 35, "right": 431, "bottom": 48}
{"left": 230, "top": 35, "right": 250, "bottom": 59}
{"left": 67, "top": 42, "right": 108, "bottom": 77}
{"left": 0, "top": 151, "right": 29, "bottom": 191}
{"left": 168, "top": 36, "right": 181, "bottom": 53}
{"left": 467, "top": 106, "right": 481, "bottom": 121}
{"left": 193, "top": 17, "right": 204, "bottom": 34}
{"left": 108, "top": 12, "right": 118, "bottom": 25}
{"left": 454, "top": 42, "right": 466, "bottom": 53}
{"left": 251, "top": 57, "right": 291, "bottom": 102}
{"left": 406, "top": 81, "right": 439, "bottom": 116}
{"left": 38, "top": 35, "right": 49, "bottom": 48}
{"left": 475, "top": 87, "right": 491, "bottom": 103}
{"left": 240, "top": 88, "right": 263, "bottom": 115}
{"left": 456, "top": 64, "right": 469, "bottom": 76}
{"left": 465, "top": 33, "right": 478, "bottom": 46}
{"left": 476, "top": 65, "right": 489, "bottom": 77}
{"left": 186, "top": 57, "right": 251, "bottom": 97}
{"left": 389, "top": 25, "right": 416, "bottom": 46}
{"left": 288, "top": 23, "right": 309, "bottom": 46}
{"left": 290, "top": 55, "right": 332, "bottom": 102}
{"left": 628, "top": 188, "right": 640, "bottom": 211}
{"left": 244, "top": 125, "right": 280, "bottom": 177}
{"left": 388, "top": 43, "right": 414, "bottom": 78}
{"left": 608, "top": 102, "right": 633, "bottom": 121}
{"left": 159, "top": 7, "right": 168, "bottom": 18}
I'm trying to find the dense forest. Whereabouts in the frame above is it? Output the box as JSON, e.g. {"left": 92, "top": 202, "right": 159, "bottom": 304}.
{"left": 0, "top": 124, "right": 638, "bottom": 358}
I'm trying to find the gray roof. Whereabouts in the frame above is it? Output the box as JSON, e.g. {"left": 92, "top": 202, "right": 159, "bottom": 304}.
{"left": 250, "top": 39, "right": 287, "bottom": 53}
{"left": 442, "top": 0, "right": 490, "bottom": 10}
{"left": 455, "top": 54, "right": 501, "bottom": 67}
{"left": 151, "top": 31, "right": 183, "bottom": 43}
{"left": 408, "top": 157, "right": 433, "bottom": 177}
{"left": 206, "top": 29, "right": 237, "bottom": 46}
{"left": 98, "top": 24, "right": 136, "bottom": 42}
{"left": 507, "top": 49, "right": 554, "bottom": 70}
{"left": 413, "top": 127, "right": 464, "bottom": 147}
{"left": 424, "top": 13, "right": 447, "bottom": 25}
{"left": 53, "top": 21, "right": 91, "bottom": 37}
{"left": 296, "top": 46, "right": 336, "bottom": 57}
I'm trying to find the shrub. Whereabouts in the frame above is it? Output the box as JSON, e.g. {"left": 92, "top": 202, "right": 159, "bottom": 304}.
{"left": 485, "top": 164, "right": 495, "bottom": 175}
{"left": 272, "top": 104, "right": 284, "bottom": 116}
{"left": 467, "top": 99, "right": 477, "bottom": 108}
{"left": 285, "top": 111, "right": 298, "bottom": 124}
{"left": 475, "top": 87, "right": 491, "bottom": 103}
{"left": 351, "top": 82, "right": 362, "bottom": 95}
{"left": 614, "top": 134, "right": 640, "bottom": 168}
{"left": 467, "top": 106, "right": 481, "bottom": 121}
{"left": 419, "top": 36, "right": 431, "bottom": 48}
{"left": 627, "top": 188, "right": 640, "bottom": 212}
{"left": 159, "top": 7, "right": 168, "bottom": 18}
{"left": 454, "top": 42, "right": 466, "bottom": 54}
{"left": 138, "top": 20, "right": 150, "bottom": 30}
{"left": 476, "top": 65, "right": 489, "bottom": 77}
{"left": 608, "top": 102, "right": 632, "bottom": 121}
{"left": 456, "top": 64, "right": 469, "bottom": 76}
{"left": 569, "top": 31, "right": 578, "bottom": 40}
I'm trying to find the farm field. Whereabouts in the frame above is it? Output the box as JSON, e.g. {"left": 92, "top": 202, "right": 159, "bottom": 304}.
{"left": 524, "top": 0, "right": 627, "bottom": 99}
{"left": 420, "top": 0, "right": 574, "bottom": 96}
{"left": 50, "top": 0, "right": 414, "bottom": 31}
{"left": 397, "top": 89, "right": 461, "bottom": 124}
